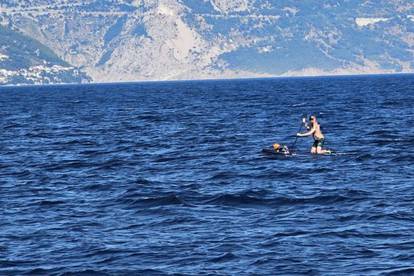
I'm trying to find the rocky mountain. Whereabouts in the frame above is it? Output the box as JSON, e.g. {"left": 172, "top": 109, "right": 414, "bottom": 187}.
{"left": 0, "top": 0, "right": 413, "bottom": 85}
{"left": 0, "top": 25, "right": 90, "bottom": 85}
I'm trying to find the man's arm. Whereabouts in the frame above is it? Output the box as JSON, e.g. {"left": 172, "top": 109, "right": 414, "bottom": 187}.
{"left": 297, "top": 125, "right": 315, "bottom": 137}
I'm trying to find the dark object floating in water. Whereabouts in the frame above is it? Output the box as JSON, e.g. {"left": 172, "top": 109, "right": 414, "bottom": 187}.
{"left": 261, "top": 147, "right": 294, "bottom": 157}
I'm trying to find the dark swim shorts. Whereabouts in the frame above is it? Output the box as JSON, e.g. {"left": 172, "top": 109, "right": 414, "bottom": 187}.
{"left": 313, "top": 138, "right": 324, "bottom": 148}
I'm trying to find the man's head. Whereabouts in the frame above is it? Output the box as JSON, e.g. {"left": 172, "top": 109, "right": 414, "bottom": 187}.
{"left": 273, "top": 143, "right": 281, "bottom": 151}
{"left": 309, "top": 115, "right": 317, "bottom": 123}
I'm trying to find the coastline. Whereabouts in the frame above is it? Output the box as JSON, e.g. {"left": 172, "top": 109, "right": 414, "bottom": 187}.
{"left": 1, "top": 71, "right": 413, "bottom": 89}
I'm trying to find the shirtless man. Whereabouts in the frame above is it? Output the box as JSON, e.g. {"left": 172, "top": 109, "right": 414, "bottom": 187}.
{"left": 297, "top": 115, "right": 331, "bottom": 154}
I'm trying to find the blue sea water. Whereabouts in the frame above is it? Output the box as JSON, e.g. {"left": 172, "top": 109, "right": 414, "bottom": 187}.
{"left": 1, "top": 74, "right": 414, "bottom": 275}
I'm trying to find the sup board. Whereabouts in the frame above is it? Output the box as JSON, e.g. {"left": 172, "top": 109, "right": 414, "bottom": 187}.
{"left": 261, "top": 147, "right": 344, "bottom": 158}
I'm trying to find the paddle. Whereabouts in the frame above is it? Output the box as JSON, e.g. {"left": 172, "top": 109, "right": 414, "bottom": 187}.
{"left": 290, "top": 117, "right": 305, "bottom": 153}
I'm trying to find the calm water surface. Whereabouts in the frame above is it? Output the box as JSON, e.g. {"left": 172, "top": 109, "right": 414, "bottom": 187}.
{"left": 1, "top": 75, "right": 414, "bottom": 275}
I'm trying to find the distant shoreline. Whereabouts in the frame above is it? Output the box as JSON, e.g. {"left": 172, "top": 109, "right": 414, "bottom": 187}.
{"left": 1, "top": 72, "right": 413, "bottom": 89}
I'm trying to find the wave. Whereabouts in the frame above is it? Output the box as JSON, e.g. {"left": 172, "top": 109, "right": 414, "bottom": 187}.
{"left": 391, "top": 155, "right": 414, "bottom": 163}
{"left": 371, "top": 139, "right": 401, "bottom": 146}
{"left": 78, "top": 150, "right": 105, "bottom": 157}
{"left": 95, "top": 158, "right": 129, "bottom": 170}
{"left": 82, "top": 183, "right": 113, "bottom": 191}
{"left": 202, "top": 189, "right": 370, "bottom": 208}
{"left": 2, "top": 123, "right": 27, "bottom": 129}
{"left": 52, "top": 139, "right": 99, "bottom": 147}
{"left": 271, "top": 230, "right": 311, "bottom": 239}
{"left": 208, "top": 252, "right": 238, "bottom": 263}
{"left": 152, "top": 155, "right": 194, "bottom": 163}
{"left": 57, "top": 269, "right": 111, "bottom": 276}
{"left": 36, "top": 200, "right": 66, "bottom": 207}
{"left": 383, "top": 267, "right": 414, "bottom": 276}
{"left": 41, "top": 160, "right": 92, "bottom": 171}
{"left": 118, "top": 192, "right": 194, "bottom": 208}
{"left": 204, "top": 193, "right": 270, "bottom": 207}
{"left": 114, "top": 187, "right": 374, "bottom": 210}
{"left": 208, "top": 171, "right": 240, "bottom": 181}
{"left": 356, "top": 153, "right": 373, "bottom": 161}
{"left": 21, "top": 268, "right": 62, "bottom": 275}
{"left": 291, "top": 102, "right": 307, "bottom": 107}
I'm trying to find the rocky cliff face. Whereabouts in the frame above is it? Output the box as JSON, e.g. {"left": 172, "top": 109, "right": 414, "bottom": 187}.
{"left": 1, "top": 0, "right": 413, "bottom": 84}
{"left": 0, "top": 25, "right": 90, "bottom": 85}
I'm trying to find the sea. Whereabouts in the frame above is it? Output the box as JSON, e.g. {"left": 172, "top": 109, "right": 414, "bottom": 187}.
{"left": 1, "top": 74, "right": 413, "bottom": 275}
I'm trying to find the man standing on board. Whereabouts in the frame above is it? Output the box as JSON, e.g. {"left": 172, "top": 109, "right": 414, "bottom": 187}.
{"left": 297, "top": 115, "right": 332, "bottom": 154}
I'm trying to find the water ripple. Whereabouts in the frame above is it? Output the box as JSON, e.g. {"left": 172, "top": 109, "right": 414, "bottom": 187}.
{"left": 1, "top": 75, "right": 414, "bottom": 274}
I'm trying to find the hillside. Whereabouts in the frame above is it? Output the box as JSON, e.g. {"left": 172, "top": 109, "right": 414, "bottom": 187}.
{"left": 0, "top": 0, "right": 413, "bottom": 84}
{"left": 0, "top": 25, "right": 91, "bottom": 85}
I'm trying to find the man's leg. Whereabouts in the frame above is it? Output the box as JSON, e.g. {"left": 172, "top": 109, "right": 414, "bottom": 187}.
{"left": 316, "top": 139, "right": 330, "bottom": 154}
{"left": 316, "top": 146, "right": 322, "bottom": 154}
{"left": 317, "top": 147, "right": 331, "bottom": 154}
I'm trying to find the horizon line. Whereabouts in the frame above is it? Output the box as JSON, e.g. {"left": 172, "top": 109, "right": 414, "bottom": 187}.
{"left": 1, "top": 71, "right": 413, "bottom": 89}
